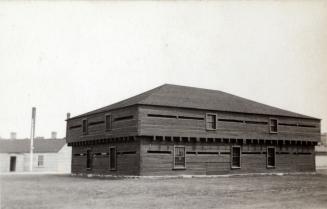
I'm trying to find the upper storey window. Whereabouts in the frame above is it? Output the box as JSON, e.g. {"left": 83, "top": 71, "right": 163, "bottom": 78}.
{"left": 105, "top": 114, "right": 112, "bottom": 131}
{"left": 270, "top": 119, "right": 278, "bottom": 133}
{"left": 82, "top": 119, "right": 88, "bottom": 135}
{"left": 206, "top": 113, "right": 217, "bottom": 130}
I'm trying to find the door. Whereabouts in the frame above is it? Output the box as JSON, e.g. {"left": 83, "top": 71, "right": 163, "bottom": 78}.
{"left": 109, "top": 147, "right": 117, "bottom": 171}
{"left": 10, "top": 156, "right": 16, "bottom": 172}
{"left": 86, "top": 149, "right": 92, "bottom": 170}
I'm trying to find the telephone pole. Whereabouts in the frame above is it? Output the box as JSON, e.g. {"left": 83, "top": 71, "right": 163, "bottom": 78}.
{"left": 29, "top": 107, "right": 36, "bottom": 172}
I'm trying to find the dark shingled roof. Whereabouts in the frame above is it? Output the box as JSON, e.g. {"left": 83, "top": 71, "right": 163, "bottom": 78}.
{"left": 70, "top": 84, "right": 318, "bottom": 120}
{"left": 0, "top": 138, "right": 66, "bottom": 153}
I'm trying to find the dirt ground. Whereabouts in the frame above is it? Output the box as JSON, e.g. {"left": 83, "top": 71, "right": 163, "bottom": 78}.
{"left": 1, "top": 173, "right": 327, "bottom": 209}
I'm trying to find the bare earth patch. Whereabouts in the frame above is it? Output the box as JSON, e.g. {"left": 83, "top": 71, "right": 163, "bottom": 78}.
{"left": 1, "top": 173, "right": 327, "bottom": 209}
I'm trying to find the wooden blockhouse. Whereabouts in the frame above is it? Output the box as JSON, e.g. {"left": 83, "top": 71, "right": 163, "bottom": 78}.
{"left": 66, "top": 84, "right": 320, "bottom": 176}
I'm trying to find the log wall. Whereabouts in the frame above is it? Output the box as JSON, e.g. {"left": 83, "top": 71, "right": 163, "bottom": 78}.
{"left": 139, "top": 137, "right": 315, "bottom": 176}
{"left": 67, "top": 104, "right": 319, "bottom": 176}
{"left": 66, "top": 106, "right": 138, "bottom": 143}
{"left": 138, "top": 105, "right": 320, "bottom": 142}
{"left": 71, "top": 140, "right": 140, "bottom": 175}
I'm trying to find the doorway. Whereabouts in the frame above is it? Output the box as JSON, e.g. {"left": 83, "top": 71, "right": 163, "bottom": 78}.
{"left": 10, "top": 156, "right": 16, "bottom": 172}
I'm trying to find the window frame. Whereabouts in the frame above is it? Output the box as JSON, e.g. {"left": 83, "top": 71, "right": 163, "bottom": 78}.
{"left": 37, "top": 155, "right": 44, "bottom": 167}
{"left": 206, "top": 113, "right": 218, "bottom": 130}
{"left": 109, "top": 146, "right": 117, "bottom": 171}
{"left": 269, "top": 118, "right": 278, "bottom": 134}
{"left": 173, "top": 145, "right": 186, "bottom": 170}
{"left": 266, "top": 146, "right": 276, "bottom": 168}
{"left": 86, "top": 148, "right": 92, "bottom": 170}
{"left": 82, "top": 118, "right": 88, "bottom": 135}
{"left": 231, "top": 145, "right": 241, "bottom": 169}
{"left": 105, "top": 114, "right": 112, "bottom": 131}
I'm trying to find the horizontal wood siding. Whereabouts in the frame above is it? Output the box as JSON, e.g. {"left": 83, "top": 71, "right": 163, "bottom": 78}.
{"left": 67, "top": 104, "right": 318, "bottom": 176}
{"left": 139, "top": 137, "right": 315, "bottom": 176}
{"left": 71, "top": 141, "right": 140, "bottom": 175}
{"left": 66, "top": 106, "right": 138, "bottom": 143}
{"left": 138, "top": 106, "right": 320, "bottom": 142}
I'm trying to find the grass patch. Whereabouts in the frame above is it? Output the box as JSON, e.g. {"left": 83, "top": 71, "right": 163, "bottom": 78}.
{"left": 1, "top": 174, "right": 327, "bottom": 209}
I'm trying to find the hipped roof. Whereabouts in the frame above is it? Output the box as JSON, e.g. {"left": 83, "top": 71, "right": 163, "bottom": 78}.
{"left": 70, "top": 84, "right": 318, "bottom": 120}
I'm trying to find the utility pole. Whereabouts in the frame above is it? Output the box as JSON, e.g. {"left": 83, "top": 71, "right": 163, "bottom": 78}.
{"left": 29, "top": 107, "right": 36, "bottom": 172}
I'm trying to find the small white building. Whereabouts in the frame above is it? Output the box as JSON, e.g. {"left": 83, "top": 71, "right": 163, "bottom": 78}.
{"left": 0, "top": 138, "right": 71, "bottom": 173}
{"left": 315, "top": 133, "right": 327, "bottom": 170}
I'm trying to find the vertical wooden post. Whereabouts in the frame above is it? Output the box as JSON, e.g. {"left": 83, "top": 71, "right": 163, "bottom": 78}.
{"left": 29, "top": 107, "right": 36, "bottom": 172}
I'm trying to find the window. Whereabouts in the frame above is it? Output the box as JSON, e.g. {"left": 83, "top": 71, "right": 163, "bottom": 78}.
{"left": 109, "top": 147, "right": 117, "bottom": 170}
{"left": 231, "top": 146, "right": 241, "bottom": 168}
{"left": 174, "top": 146, "right": 186, "bottom": 169}
{"left": 105, "top": 114, "right": 112, "bottom": 131}
{"left": 82, "top": 119, "right": 88, "bottom": 135}
{"left": 267, "top": 147, "right": 276, "bottom": 168}
{"left": 86, "top": 149, "right": 92, "bottom": 170}
{"left": 37, "top": 155, "right": 44, "bottom": 167}
{"left": 206, "top": 113, "right": 217, "bottom": 130}
{"left": 270, "top": 119, "right": 278, "bottom": 133}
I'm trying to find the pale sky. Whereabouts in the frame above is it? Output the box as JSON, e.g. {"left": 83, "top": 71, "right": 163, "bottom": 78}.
{"left": 0, "top": 1, "right": 326, "bottom": 139}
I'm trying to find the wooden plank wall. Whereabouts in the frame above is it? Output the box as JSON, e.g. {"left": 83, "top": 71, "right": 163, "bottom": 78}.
{"left": 139, "top": 137, "right": 315, "bottom": 176}
{"left": 67, "top": 104, "right": 318, "bottom": 175}
{"left": 71, "top": 141, "right": 140, "bottom": 175}
{"left": 138, "top": 105, "right": 320, "bottom": 142}
{"left": 66, "top": 106, "right": 138, "bottom": 143}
